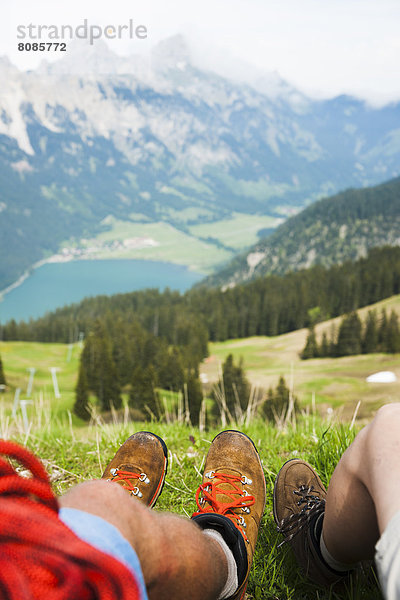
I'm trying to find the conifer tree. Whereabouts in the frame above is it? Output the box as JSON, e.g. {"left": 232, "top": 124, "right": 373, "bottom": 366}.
{"left": 276, "top": 375, "right": 290, "bottom": 404}
{"left": 378, "top": 309, "right": 389, "bottom": 351}
{"left": 362, "top": 310, "right": 378, "bottom": 354}
{"left": 142, "top": 336, "right": 159, "bottom": 368}
{"left": 386, "top": 311, "right": 400, "bottom": 353}
{"left": 129, "top": 365, "right": 159, "bottom": 420}
{"left": 319, "top": 331, "right": 329, "bottom": 357}
{"left": 212, "top": 354, "right": 250, "bottom": 421}
{"left": 73, "top": 363, "right": 91, "bottom": 421}
{"left": 220, "top": 354, "right": 236, "bottom": 416}
{"left": 80, "top": 320, "right": 121, "bottom": 412}
{"left": 328, "top": 323, "right": 337, "bottom": 357}
{"left": 234, "top": 357, "right": 251, "bottom": 412}
{"left": 97, "top": 343, "right": 121, "bottom": 412}
{"left": 186, "top": 370, "right": 203, "bottom": 426}
{"left": 262, "top": 376, "right": 298, "bottom": 422}
{"left": 222, "top": 354, "right": 250, "bottom": 416}
{"left": 301, "top": 327, "right": 319, "bottom": 359}
{"left": 110, "top": 319, "right": 138, "bottom": 386}
{"left": 0, "top": 353, "right": 6, "bottom": 386}
{"left": 262, "top": 387, "right": 275, "bottom": 421}
{"left": 157, "top": 347, "right": 185, "bottom": 391}
{"left": 174, "top": 316, "right": 209, "bottom": 369}
{"left": 336, "top": 312, "right": 362, "bottom": 356}
{"left": 6, "top": 320, "right": 17, "bottom": 341}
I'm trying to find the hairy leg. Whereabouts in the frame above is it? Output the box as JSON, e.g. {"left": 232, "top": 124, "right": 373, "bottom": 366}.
{"left": 60, "top": 480, "right": 227, "bottom": 600}
{"left": 323, "top": 403, "right": 400, "bottom": 564}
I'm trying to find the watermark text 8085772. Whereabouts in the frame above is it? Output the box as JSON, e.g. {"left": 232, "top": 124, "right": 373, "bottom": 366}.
{"left": 18, "top": 42, "right": 67, "bottom": 52}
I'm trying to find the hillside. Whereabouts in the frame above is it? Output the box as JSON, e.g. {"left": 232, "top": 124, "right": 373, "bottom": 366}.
{"left": 202, "top": 293, "right": 400, "bottom": 421}
{"left": 2, "top": 293, "right": 400, "bottom": 426}
{"left": 1, "top": 36, "right": 400, "bottom": 290}
{"left": 204, "top": 176, "right": 400, "bottom": 287}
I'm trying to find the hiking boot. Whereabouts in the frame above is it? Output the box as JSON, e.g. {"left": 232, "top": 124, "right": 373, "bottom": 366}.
{"left": 102, "top": 431, "right": 168, "bottom": 508}
{"left": 273, "top": 458, "right": 350, "bottom": 586}
{"left": 192, "top": 430, "right": 266, "bottom": 600}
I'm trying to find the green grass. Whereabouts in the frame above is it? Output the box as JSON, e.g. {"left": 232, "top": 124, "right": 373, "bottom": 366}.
{"left": 0, "top": 332, "right": 389, "bottom": 598}
{"left": 61, "top": 212, "right": 283, "bottom": 274}
{"left": 2, "top": 296, "right": 400, "bottom": 597}
{"left": 188, "top": 212, "right": 283, "bottom": 251}
{"left": 78, "top": 217, "right": 234, "bottom": 273}
{"left": 0, "top": 341, "right": 80, "bottom": 417}
{"left": 202, "top": 294, "right": 400, "bottom": 421}
{"left": 3, "top": 294, "right": 400, "bottom": 427}
{"left": 3, "top": 411, "right": 382, "bottom": 599}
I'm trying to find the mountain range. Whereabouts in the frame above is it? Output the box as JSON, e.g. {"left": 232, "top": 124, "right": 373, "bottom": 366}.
{"left": 1, "top": 35, "right": 400, "bottom": 290}
{"left": 204, "top": 176, "right": 400, "bottom": 288}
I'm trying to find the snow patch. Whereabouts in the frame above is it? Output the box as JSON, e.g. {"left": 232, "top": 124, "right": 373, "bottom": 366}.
{"left": 366, "top": 371, "right": 397, "bottom": 383}
{"left": 11, "top": 160, "right": 34, "bottom": 174}
{"left": 0, "top": 85, "right": 34, "bottom": 155}
{"left": 247, "top": 252, "right": 265, "bottom": 269}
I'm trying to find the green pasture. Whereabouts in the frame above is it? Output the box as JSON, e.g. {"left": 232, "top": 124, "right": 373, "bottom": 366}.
{"left": 62, "top": 212, "right": 282, "bottom": 274}
{"left": 0, "top": 341, "right": 80, "bottom": 416}
{"left": 2, "top": 293, "right": 400, "bottom": 429}
{"left": 188, "top": 212, "right": 282, "bottom": 250}
{"left": 202, "top": 294, "right": 400, "bottom": 421}
{"left": 81, "top": 218, "right": 233, "bottom": 272}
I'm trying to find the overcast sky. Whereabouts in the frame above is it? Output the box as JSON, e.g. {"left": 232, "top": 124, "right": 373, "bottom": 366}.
{"left": 2, "top": 0, "right": 400, "bottom": 105}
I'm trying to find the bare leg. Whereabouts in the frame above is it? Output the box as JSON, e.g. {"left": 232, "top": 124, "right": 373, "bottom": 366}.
{"left": 323, "top": 403, "right": 400, "bottom": 564}
{"left": 60, "top": 480, "right": 227, "bottom": 600}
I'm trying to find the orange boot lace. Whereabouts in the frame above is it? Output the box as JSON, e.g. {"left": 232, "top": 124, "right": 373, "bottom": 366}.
{"left": 108, "top": 468, "right": 150, "bottom": 497}
{"left": 193, "top": 471, "right": 255, "bottom": 542}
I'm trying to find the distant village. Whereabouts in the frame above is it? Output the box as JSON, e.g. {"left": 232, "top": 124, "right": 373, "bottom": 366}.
{"left": 49, "top": 237, "right": 159, "bottom": 262}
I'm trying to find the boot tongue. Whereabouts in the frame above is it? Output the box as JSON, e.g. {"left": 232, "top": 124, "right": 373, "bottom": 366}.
{"left": 117, "top": 463, "right": 141, "bottom": 474}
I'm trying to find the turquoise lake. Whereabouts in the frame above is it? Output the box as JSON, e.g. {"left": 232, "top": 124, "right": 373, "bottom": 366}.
{"left": 0, "top": 259, "right": 204, "bottom": 323}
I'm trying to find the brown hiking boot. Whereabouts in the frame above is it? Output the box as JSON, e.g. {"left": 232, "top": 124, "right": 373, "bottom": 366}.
{"left": 102, "top": 431, "right": 168, "bottom": 508}
{"left": 192, "top": 430, "right": 266, "bottom": 600}
{"left": 273, "top": 458, "right": 351, "bottom": 586}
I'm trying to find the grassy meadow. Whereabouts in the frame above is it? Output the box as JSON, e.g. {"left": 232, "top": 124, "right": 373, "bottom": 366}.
{"left": 2, "top": 295, "right": 399, "bottom": 598}
{"left": 3, "top": 293, "right": 400, "bottom": 426}
{"left": 202, "top": 293, "right": 400, "bottom": 422}
{"left": 66, "top": 212, "right": 281, "bottom": 275}
{"left": 0, "top": 403, "right": 382, "bottom": 599}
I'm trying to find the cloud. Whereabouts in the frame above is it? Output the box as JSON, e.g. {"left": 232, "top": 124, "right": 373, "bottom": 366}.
{"left": 1, "top": 0, "right": 400, "bottom": 105}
